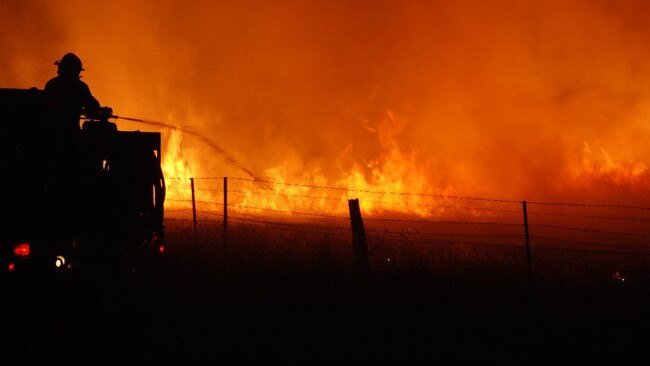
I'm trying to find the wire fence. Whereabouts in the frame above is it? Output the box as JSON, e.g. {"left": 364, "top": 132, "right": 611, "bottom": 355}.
{"left": 162, "top": 176, "right": 650, "bottom": 282}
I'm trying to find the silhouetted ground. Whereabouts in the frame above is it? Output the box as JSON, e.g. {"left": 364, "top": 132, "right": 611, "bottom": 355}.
{"left": 2, "top": 225, "right": 650, "bottom": 364}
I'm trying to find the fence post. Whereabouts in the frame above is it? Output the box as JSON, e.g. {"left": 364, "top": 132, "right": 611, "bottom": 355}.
{"left": 191, "top": 177, "right": 197, "bottom": 234}
{"left": 223, "top": 177, "right": 228, "bottom": 240}
{"left": 223, "top": 176, "right": 229, "bottom": 255}
{"left": 220, "top": 177, "right": 229, "bottom": 274}
{"left": 522, "top": 200, "right": 533, "bottom": 288}
{"left": 348, "top": 198, "right": 369, "bottom": 272}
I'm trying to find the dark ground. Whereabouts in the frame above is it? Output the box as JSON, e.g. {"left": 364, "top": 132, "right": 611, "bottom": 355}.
{"left": 2, "top": 230, "right": 650, "bottom": 365}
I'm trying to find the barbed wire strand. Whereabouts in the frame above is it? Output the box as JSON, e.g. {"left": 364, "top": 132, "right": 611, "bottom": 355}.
{"left": 529, "top": 223, "right": 650, "bottom": 238}
{"left": 530, "top": 245, "right": 650, "bottom": 257}
{"left": 166, "top": 176, "right": 650, "bottom": 210}
{"left": 365, "top": 217, "right": 522, "bottom": 226}
{"left": 528, "top": 210, "right": 650, "bottom": 223}
{"left": 225, "top": 189, "right": 525, "bottom": 213}
{"left": 366, "top": 235, "right": 523, "bottom": 249}
{"left": 530, "top": 235, "right": 650, "bottom": 251}
{"left": 367, "top": 229, "right": 524, "bottom": 239}
{"left": 527, "top": 200, "right": 650, "bottom": 211}
{"left": 228, "top": 215, "right": 350, "bottom": 231}
{"left": 225, "top": 177, "right": 521, "bottom": 204}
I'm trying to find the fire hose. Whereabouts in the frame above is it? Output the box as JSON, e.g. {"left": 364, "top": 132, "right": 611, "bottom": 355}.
{"left": 108, "top": 113, "right": 264, "bottom": 182}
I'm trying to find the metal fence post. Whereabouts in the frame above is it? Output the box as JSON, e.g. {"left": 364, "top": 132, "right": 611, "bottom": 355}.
{"left": 223, "top": 177, "right": 229, "bottom": 274}
{"left": 191, "top": 177, "right": 197, "bottom": 233}
{"left": 223, "top": 176, "right": 228, "bottom": 242}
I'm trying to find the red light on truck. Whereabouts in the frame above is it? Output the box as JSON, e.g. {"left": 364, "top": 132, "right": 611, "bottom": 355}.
{"left": 158, "top": 245, "right": 165, "bottom": 254}
{"left": 8, "top": 263, "right": 15, "bottom": 271}
{"left": 14, "top": 243, "right": 30, "bottom": 257}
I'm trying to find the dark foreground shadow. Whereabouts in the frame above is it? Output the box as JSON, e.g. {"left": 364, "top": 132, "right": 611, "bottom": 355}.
{"left": 2, "top": 255, "right": 648, "bottom": 365}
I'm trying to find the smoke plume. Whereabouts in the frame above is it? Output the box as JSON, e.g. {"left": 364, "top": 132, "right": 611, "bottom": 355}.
{"left": 2, "top": 0, "right": 649, "bottom": 204}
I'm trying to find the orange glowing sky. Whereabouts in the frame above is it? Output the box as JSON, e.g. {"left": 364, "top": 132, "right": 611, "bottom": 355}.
{"left": 1, "top": 0, "right": 650, "bottom": 205}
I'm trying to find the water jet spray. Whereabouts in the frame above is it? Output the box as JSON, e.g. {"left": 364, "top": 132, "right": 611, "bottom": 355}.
{"left": 110, "top": 114, "right": 265, "bottom": 182}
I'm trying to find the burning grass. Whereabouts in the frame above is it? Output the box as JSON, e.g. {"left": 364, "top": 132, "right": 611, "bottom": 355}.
{"left": 4, "top": 216, "right": 650, "bottom": 364}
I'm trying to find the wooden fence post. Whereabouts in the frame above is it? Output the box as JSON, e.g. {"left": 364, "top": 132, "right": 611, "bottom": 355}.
{"left": 348, "top": 198, "right": 369, "bottom": 272}
{"left": 522, "top": 200, "right": 533, "bottom": 288}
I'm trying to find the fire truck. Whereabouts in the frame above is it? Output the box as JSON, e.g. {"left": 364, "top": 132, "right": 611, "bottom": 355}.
{"left": 0, "top": 88, "right": 165, "bottom": 274}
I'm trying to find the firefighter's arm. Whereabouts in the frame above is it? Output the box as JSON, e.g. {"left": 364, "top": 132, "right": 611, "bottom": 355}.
{"left": 81, "top": 97, "right": 101, "bottom": 118}
{"left": 80, "top": 83, "right": 101, "bottom": 118}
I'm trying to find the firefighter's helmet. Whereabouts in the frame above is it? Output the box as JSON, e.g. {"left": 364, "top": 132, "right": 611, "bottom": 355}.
{"left": 54, "top": 53, "right": 85, "bottom": 74}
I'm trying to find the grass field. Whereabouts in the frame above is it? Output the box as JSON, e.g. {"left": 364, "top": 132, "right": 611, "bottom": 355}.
{"left": 3, "top": 219, "right": 650, "bottom": 364}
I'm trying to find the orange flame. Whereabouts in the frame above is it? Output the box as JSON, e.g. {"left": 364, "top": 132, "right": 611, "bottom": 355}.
{"left": 4, "top": 1, "right": 650, "bottom": 221}
{"left": 162, "top": 110, "right": 452, "bottom": 218}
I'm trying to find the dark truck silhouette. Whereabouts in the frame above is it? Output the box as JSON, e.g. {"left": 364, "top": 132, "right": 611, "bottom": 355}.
{"left": 0, "top": 88, "right": 165, "bottom": 274}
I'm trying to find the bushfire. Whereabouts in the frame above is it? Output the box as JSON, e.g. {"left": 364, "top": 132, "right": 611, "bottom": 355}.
{"left": 1, "top": 0, "right": 649, "bottom": 221}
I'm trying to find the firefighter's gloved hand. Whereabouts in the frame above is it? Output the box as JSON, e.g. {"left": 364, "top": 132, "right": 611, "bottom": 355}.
{"left": 82, "top": 106, "right": 98, "bottom": 119}
{"left": 96, "top": 107, "right": 113, "bottom": 121}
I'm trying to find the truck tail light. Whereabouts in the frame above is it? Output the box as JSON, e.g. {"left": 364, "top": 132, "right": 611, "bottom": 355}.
{"left": 14, "top": 243, "right": 30, "bottom": 257}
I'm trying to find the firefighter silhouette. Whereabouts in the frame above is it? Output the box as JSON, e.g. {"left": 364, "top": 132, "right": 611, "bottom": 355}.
{"left": 43, "top": 53, "right": 102, "bottom": 234}
{"left": 44, "top": 53, "right": 100, "bottom": 138}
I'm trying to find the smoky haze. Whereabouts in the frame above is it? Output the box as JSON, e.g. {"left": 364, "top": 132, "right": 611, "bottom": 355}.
{"left": 2, "top": 0, "right": 649, "bottom": 204}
